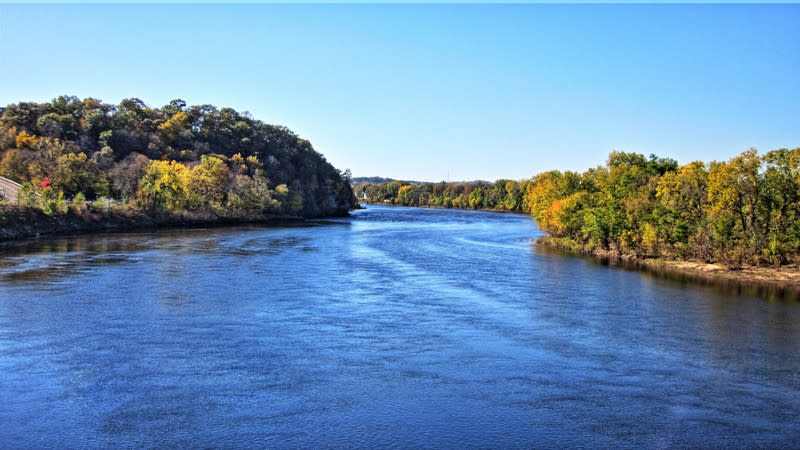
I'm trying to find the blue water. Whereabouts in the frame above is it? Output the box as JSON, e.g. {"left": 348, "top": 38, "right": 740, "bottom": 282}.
{"left": 1, "top": 205, "right": 799, "bottom": 447}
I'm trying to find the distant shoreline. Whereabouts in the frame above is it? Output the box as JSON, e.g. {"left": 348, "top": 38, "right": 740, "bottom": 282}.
{"left": 359, "top": 201, "right": 519, "bottom": 214}
{"left": 535, "top": 236, "right": 800, "bottom": 301}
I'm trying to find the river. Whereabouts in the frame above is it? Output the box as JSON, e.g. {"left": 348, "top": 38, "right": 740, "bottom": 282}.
{"left": 1, "top": 205, "right": 798, "bottom": 447}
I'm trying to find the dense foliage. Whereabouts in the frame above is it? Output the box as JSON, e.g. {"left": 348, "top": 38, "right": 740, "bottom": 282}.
{"left": 0, "top": 96, "right": 356, "bottom": 217}
{"left": 357, "top": 148, "right": 800, "bottom": 268}
{"left": 525, "top": 150, "right": 800, "bottom": 268}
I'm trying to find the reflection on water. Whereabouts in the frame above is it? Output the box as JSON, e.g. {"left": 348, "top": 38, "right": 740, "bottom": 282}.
{"left": 0, "top": 228, "right": 321, "bottom": 283}
{"left": 1, "top": 206, "right": 799, "bottom": 448}
{"left": 534, "top": 244, "right": 800, "bottom": 303}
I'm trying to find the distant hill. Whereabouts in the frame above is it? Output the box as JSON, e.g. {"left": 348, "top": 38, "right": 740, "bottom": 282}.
{"left": 352, "top": 176, "right": 498, "bottom": 186}
{"left": 352, "top": 176, "right": 425, "bottom": 185}
{"left": 350, "top": 177, "right": 433, "bottom": 186}
{"left": 351, "top": 176, "right": 397, "bottom": 185}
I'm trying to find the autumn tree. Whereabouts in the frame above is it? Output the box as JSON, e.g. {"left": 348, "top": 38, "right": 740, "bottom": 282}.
{"left": 188, "top": 155, "right": 231, "bottom": 208}
{"left": 110, "top": 152, "right": 151, "bottom": 200}
{"left": 137, "top": 160, "right": 191, "bottom": 211}
{"left": 53, "top": 152, "right": 109, "bottom": 199}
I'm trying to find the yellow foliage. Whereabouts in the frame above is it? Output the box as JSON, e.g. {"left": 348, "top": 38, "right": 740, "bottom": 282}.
{"left": 137, "top": 160, "right": 192, "bottom": 210}
{"left": 656, "top": 161, "right": 708, "bottom": 227}
{"left": 641, "top": 222, "right": 658, "bottom": 255}
{"left": 707, "top": 161, "right": 738, "bottom": 222}
{"left": 83, "top": 98, "right": 101, "bottom": 110}
{"left": 157, "top": 112, "right": 189, "bottom": 140}
{"left": 524, "top": 171, "right": 580, "bottom": 222}
{"left": 230, "top": 153, "right": 247, "bottom": 174}
{"left": 15, "top": 131, "right": 38, "bottom": 149}
{"left": 188, "top": 155, "right": 230, "bottom": 207}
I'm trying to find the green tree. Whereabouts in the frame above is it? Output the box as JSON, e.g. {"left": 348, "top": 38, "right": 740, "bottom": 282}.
{"left": 53, "top": 152, "right": 109, "bottom": 199}
{"left": 758, "top": 148, "right": 800, "bottom": 265}
{"left": 41, "top": 187, "right": 68, "bottom": 215}
{"left": 707, "top": 149, "right": 762, "bottom": 265}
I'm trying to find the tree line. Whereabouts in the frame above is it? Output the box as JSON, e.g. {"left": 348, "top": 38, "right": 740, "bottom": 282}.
{"left": 0, "top": 96, "right": 356, "bottom": 218}
{"left": 356, "top": 148, "right": 800, "bottom": 268}
{"left": 354, "top": 179, "right": 527, "bottom": 212}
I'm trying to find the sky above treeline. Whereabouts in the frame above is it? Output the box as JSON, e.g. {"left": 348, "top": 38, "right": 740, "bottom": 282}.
{"left": 1, "top": 4, "right": 798, "bottom": 182}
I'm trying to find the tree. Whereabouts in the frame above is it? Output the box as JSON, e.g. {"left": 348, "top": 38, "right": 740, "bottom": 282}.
{"left": 137, "top": 160, "right": 191, "bottom": 211}
{"left": 655, "top": 161, "right": 708, "bottom": 255}
{"left": 0, "top": 149, "right": 34, "bottom": 181}
{"left": 110, "top": 152, "right": 150, "bottom": 200}
{"left": 53, "top": 152, "right": 109, "bottom": 199}
{"left": 469, "top": 186, "right": 486, "bottom": 209}
{"left": 188, "top": 155, "right": 231, "bottom": 208}
{"left": 157, "top": 111, "right": 190, "bottom": 142}
{"left": 503, "top": 180, "right": 523, "bottom": 211}
{"left": 15, "top": 130, "right": 38, "bottom": 149}
{"left": 758, "top": 148, "right": 800, "bottom": 265}
{"left": 226, "top": 174, "right": 274, "bottom": 212}
{"left": 37, "top": 113, "right": 63, "bottom": 138}
{"left": 707, "top": 149, "right": 762, "bottom": 265}
{"left": 525, "top": 171, "right": 581, "bottom": 230}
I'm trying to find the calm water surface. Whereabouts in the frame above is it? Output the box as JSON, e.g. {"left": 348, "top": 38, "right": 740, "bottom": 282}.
{"left": 1, "top": 205, "right": 799, "bottom": 447}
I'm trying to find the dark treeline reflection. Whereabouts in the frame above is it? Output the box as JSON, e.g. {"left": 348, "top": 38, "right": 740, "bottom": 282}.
{"left": 534, "top": 243, "right": 800, "bottom": 303}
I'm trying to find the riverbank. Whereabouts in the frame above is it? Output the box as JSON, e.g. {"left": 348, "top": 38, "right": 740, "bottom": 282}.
{"left": 536, "top": 236, "right": 800, "bottom": 300}
{"left": 0, "top": 204, "right": 315, "bottom": 241}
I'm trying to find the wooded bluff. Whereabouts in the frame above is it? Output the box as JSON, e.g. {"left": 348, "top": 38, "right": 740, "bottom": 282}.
{"left": 0, "top": 96, "right": 356, "bottom": 234}
{"left": 355, "top": 148, "right": 800, "bottom": 269}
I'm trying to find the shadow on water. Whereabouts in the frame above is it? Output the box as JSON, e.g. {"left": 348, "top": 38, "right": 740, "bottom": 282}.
{"left": 0, "top": 223, "right": 336, "bottom": 283}
{"left": 534, "top": 244, "right": 800, "bottom": 303}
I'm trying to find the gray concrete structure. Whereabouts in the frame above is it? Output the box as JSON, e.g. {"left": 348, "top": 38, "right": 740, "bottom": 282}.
{"left": 0, "top": 176, "right": 21, "bottom": 203}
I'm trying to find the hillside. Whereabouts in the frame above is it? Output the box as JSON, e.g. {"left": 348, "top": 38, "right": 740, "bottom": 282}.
{"left": 0, "top": 96, "right": 357, "bottom": 218}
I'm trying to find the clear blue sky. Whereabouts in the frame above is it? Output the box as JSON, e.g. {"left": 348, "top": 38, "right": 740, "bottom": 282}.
{"left": 1, "top": 4, "right": 798, "bottom": 182}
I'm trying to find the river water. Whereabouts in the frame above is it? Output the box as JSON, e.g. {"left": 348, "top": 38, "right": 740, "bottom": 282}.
{"left": 1, "top": 205, "right": 798, "bottom": 447}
